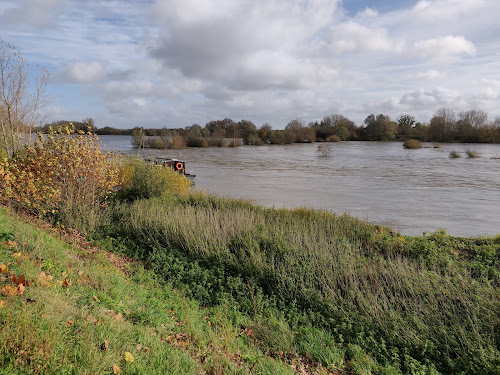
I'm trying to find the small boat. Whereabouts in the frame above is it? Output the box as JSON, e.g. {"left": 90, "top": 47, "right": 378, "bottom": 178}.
{"left": 145, "top": 157, "right": 196, "bottom": 179}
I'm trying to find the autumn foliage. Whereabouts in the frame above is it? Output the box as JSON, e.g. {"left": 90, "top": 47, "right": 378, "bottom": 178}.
{"left": 0, "top": 125, "right": 120, "bottom": 227}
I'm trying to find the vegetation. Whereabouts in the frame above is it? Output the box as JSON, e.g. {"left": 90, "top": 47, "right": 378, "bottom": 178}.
{"left": 0, "top": 39, "right": 49, "bottom": 157}
{"left": 1, "top": 128, "right": 499, "bottom": 374}
{"left": 403, "top": 139, "right": 421, "bottom": 149}
{"left": 465, "top": 149, "right": 480, "bottom": 158}
{"left": 449, "top": 150, "right": 461, "bottom": 158}
{"left": 37, "top": 107, "right": 500, "bottom": 152}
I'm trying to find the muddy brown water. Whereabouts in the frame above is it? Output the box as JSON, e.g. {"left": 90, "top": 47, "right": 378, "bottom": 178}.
{"left": 101, "top": 136, "right": 500, "bottom": 237}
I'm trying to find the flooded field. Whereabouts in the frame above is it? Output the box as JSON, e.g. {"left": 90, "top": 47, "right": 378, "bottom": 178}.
{"left": 101, "top": 136, "right": 500, "bottom": 237}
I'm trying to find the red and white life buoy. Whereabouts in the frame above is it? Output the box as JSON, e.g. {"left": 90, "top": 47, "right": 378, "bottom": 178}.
{"left": 175, "top": 162, "right": 183, "bottom": 170}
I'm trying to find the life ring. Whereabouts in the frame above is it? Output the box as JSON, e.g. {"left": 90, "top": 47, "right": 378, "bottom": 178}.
{"left": 175, "top": 162, "right": 183, "bottom": 170}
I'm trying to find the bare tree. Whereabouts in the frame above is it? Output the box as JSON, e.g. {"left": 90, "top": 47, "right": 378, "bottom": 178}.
{"left": 0, "top": 39, "right": 49, "bottom": 157}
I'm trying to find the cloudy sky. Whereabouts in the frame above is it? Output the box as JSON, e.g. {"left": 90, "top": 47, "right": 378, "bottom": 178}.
{"left": 1, "top": 0, "right": 499, "bottom": 129}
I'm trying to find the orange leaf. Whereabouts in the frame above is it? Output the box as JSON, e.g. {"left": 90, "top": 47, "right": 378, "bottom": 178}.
{"left": 1, "top": 284, "right": 17, "bottom": 296}
{"left": 0, "top": 263, "right": 7, "bottom": 273}
{"left": 17, "top": 284, "right": 25, "bottom": 295}
{"left": 93, "top": 295, "right": 100, "bottom": 302}
{"left": 112, "top": 364, "right": 121, "bottom": 374}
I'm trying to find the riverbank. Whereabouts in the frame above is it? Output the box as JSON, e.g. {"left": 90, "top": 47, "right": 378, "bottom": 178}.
{"left": 1, "top": 132, "right": 498, "bottom": 373}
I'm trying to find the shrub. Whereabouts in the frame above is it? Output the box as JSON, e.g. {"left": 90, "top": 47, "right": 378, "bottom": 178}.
{"left": 186, "top": 137, "right": 209, "bottom": 148}
{"left": 170, "top": 136, "right": 186, "bottom": 149}
{"left": 228, "top": 139, "right": 242, "bottom": 147}
{"left": 465, "top": 148, "right": 480, "bottom": 158}
{"left": 118, "top": 158, "right": 192, "bottom": 200}
{"left": 449, "top": 150, "right": 461, "bottom": 158}
{"left": 433, "top": 142, "right": 441, "bottom": 148}
{"left": 403, "top": 139, "right": 421, "bottom": 149}
{"left": 147, "top": 136, "right": 168, "bottom": 149}
{"left": 326, "top": 135, "right": 341, "bottom": 142}
{"left": 0, "top": 125, "right": 120, "bottom": 228}
{"left": 316, "top": 143, "right": 332, "bottom": 157}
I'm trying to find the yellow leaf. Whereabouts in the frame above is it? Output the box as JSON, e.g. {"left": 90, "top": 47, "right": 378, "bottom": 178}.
{"left": 112, "top": 364, "right": 121, "bottom": 374}
{"left": 93, "top": 295, "right": 100, "bottom": 302}
{"left": 0, "top": 263, "right": 7, "bottom": 273}
{"left": 1, "top": 284, "right": 17, "bottom": 296}
{"left": 0, "top": 300, "right": 5, "bottom": 308}
{"left": 124, "top": 351, "right": 134, "bottom": 363}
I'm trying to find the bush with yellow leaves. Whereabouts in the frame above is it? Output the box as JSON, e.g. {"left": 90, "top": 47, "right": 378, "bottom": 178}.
{"left": 118, "top": 157, "right": 192, "bottom": 200}
{"left": 0, "top": 125, "right": 120, "bottom": 229}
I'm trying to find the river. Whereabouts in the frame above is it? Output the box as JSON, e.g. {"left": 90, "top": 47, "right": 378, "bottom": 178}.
{"left": 100, "top": 135, "right": 500, "bottom": 237}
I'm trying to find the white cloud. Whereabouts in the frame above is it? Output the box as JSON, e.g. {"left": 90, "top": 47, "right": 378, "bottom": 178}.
{"left": 414, "top": 35, "right": 476, "bottom": 60}
{"left": 416, "top": 69, "right": 445, "bottom": 80}
{"left": 57, "top": 61, "right": 106, "bottom": 83}
{"left": 0, "top": 0, "right": 69, "bottom": 29}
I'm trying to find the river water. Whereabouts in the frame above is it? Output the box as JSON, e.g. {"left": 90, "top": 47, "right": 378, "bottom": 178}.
{"left": 100, "top": 135, "right": 500, "bottom": 237}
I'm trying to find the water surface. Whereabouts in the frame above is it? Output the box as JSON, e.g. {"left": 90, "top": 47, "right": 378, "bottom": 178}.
{"left": 100, "top": 135, "right": 500, "bottom": 237}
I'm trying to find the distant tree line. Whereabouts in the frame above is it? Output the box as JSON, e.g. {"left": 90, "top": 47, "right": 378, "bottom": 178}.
{"left": 40, "top": 108, "right": 500, "bottom": 149}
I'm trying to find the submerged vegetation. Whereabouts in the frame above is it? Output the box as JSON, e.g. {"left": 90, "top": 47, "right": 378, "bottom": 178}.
{"left": 1, "top": 129, "right": 499, "bottom": 374}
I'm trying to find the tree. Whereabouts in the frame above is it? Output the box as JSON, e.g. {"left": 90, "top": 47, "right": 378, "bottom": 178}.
{"left": 364, "top": 114, "right": 397, "bottom": 141}
{"left": 0, "top": 39, "right": 49, "bottom": 157}
{"left": 397, "top": 114, "right": 416, "bottom": 139}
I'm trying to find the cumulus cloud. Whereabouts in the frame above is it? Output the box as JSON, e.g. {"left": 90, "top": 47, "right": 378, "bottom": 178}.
{"left": 148, "top": 0, "right": 340, "bottom": 89}
{"left": 57, "top": 61, "right": 106, "bottom": 83}
{"left": 414, "top": 35, "right": 476, "bottom": 60}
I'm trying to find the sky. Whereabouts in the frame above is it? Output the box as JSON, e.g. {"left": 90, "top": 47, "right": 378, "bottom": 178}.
{"left": 1, "top": 0, "right": 499, "bottom": 129}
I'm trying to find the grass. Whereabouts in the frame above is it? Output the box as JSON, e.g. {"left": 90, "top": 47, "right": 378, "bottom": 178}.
{"left": 449, "top": 150, "right": 461, "bottom": 158}
{"left": 2, "top": 149, "right": 499, "bottom": 374}
{"left": 90, "top": 192, "right": 500, "bottom": 375}
{"left": 0, "top": 206, "right": 323, "bottom": 374}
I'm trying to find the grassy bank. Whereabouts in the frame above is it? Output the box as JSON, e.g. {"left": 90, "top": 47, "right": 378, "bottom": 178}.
{"left": 0, "top": 206, "right": 323, "bottom": 374}
{"left": 91, "top": 192, "right": 499, "bottom": 375}
{"left": 1, "top": 132, "right": 499, "bottom": 374}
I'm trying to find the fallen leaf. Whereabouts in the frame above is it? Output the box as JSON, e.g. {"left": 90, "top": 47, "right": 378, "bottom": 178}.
{"left": 114, "top": 313, "right": 124, "bottom": 321}
{"left": 0, "top": 300, "right": 5, "bottom": 308}
{"left": 93, "top": 295, "right": 100, "bottom": 302}
{"left": 144, "top": 346, "right": 151, "bottom": 353}
{"left": 136, "top": 344, "right": 142, "bottom": 352}
{"left": 7, "top": 240, "right": 17, "bottom": 249}
{"left": 65, "top": 320, "right": 74, "bottom": 327}
{"left": 78, "top": 270, "right": 84, "bottom": 277}
{"left": 38, "top": 272, "right": 53, "bottom": 287}
{"left": 112, "top": 364, "right": 121, "bottom": 374}
{"left": 1, "top": 284, "right": 17, "bottom": 296}
{"left": 124, "top": 351, "right": 134, "bottom": 363}
{"left": 0, "top": 263, "right": 7, "bottom": 273}
{"left": 11, "top": 252, "right": 22, "bottom": 258}
{"left": 16, "top": 284, "right": 25, "bottom": 295}
{"left": 62, "top": 278, "right": 71, "bottom": 288}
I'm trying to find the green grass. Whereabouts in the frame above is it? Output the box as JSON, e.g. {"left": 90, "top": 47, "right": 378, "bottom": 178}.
{"left": 2, "top": 187, "right": 499, "bottom": 374}
{"left": 0, "top": 206, "right": 314, "bottom": 374}
{"left": 90, "top": 192, "right": 500, "bottom": 375}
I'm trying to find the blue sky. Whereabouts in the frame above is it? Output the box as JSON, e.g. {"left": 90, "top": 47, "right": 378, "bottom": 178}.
{"left": 1, "top": 0, "right": 499, "bottom": 129}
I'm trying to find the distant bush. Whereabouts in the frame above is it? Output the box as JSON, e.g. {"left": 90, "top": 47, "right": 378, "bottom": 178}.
{"left": 207, "top": 138, "right": 226, "bottom": 147}
{"left": 186, "top": 137, "right": 208, "bottom": 148}
{"left": 326, "top": 135, "right": 341, "bottom": 142}
{"left": 403, "top": 139, "right": 421, "bottom": 149}
{"left": 170, "top": 136, "right": 186, "bottom": 149}
{"left": 147, "top": 136, "right": 168, "bottom": 149}
{"left": 433, "top": 142, "right": 441, "bottom": 148}
{"left": 316, "top": 143, "right": 332, "bottom": 157}
{"left": 449, "top": 150, "right": 461, "bottom": 158}
{"left": 466, "top": 148, "right": 480, "bottom": 158}
{"left": 228, "top": 138, "right": 242, "bottom": 147}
